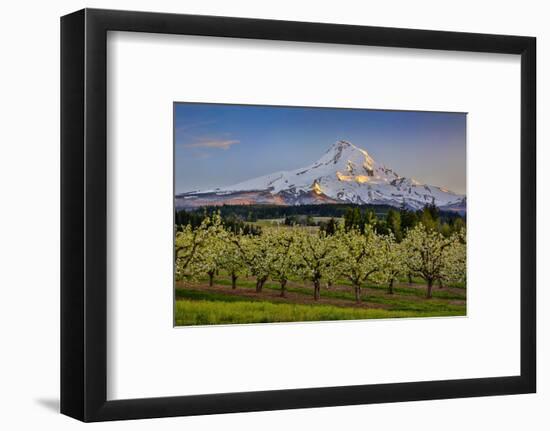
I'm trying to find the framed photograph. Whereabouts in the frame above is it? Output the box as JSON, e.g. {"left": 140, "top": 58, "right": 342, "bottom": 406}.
{"left": 61, "top": 8, "right": 536, "bottom": 422}
{"left": 173, "top": 103, "right": 468, "bottom": 324}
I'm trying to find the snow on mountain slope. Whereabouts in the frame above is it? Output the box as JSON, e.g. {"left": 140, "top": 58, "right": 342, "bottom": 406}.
{"left": 176, "top": 140, "right": 466, "bottom": 211}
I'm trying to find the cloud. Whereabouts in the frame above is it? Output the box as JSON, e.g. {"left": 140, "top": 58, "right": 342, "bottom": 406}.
{"left": 184, "top": 138, "right": 240, "bottom": 150}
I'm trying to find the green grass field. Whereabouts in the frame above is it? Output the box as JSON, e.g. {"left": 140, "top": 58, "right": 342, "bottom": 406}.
{"left": 174, "top": 297, "right": 449, "bottom": 326}
{"left": 174, "top": 275, "right": 466, "bottom": 326}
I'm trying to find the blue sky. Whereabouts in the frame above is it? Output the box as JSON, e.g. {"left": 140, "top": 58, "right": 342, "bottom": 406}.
{"left": 174, "top": 103, "right": 466, "bottom": 194}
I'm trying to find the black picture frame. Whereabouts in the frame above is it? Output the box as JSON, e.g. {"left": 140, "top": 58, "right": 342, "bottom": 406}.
{"left": 61, "top": 8, "right": 536, "bottom": 422}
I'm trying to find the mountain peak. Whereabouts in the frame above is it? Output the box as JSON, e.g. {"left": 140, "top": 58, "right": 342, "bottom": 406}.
{"left": 177, "top": 140, "right": 465, "bottom": 211}
{"left": 332, "top": 139, "right": 353, "bottom": 149}
{"left": 321, "top": 140, "right": 375, "bottom": 173}
{"left": 327, "top": 140, "right": 359, "bottom": 154}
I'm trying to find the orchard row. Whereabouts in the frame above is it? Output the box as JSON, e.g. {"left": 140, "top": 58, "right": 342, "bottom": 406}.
{"left": 175, "top": 213, "right": 466, "bottom": 300}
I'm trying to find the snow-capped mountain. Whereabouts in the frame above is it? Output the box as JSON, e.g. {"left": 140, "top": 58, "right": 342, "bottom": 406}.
{"left": 176, "top": 140, "right": 466, "bottom": 212}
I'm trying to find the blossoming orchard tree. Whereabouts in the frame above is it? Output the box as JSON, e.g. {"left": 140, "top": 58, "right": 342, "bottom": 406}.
{"left": 189, "top": 216, "right": 228, "bottom": 287}
{"left": 324, "top": 252, "right": 342, "bottom": 290}
{"left": 296, "top": 230, "right": 340, "bottom": 300}
{"left": 336, "top": 225, "right": 380, "bottom": 303}
{"left": 233, "top": 233, "right": 272, "bottom": 292}
{"left": 175, "top": 225, "right": 204, "bottom": 280}
{"left": 266, "top": 229, "right": 300, "bottom": 297}
{"left": 219, "top": 231, "right": 246, "bottom": 289}
{"left": 174, "top": 212, "right": 225, "bottom": 281}
{"left": 402, "top": 224, "right": 460, "bottom": 298}
{"left": 441, "top": 228, "right": 467, "bottom": 286}
{"left": 378, "top": 233, "right": 406, "bottom": 295}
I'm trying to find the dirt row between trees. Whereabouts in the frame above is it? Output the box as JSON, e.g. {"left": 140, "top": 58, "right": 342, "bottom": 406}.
{"left": 176, "top": 279, "right": 466, "bottom": 310}
{"left": 290, "top": 279, "right": 467, "bottom": 298}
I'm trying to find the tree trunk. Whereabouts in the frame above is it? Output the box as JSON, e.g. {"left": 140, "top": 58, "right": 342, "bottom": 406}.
{"left": 256, "top": 277, "right": 266, "bottom": 293}
{"left": 408, "top": 272, "right": 413, "bottom": 285}
{"left": 280, "top": 279, "right": 287, "bottom": 297}
{"left": 327, "top": 280, "right": 333, "bottom": 289}
{"left": 426, "top": 279, "right": 433, "bottom": 299}
{"left": 388, "top": 278, "right": 394, "bottom": 295}
{"left": 231, "top": 272, "right": 237, "bottom": 289}
{"left": 438, "top": 278, "right": 443, "bottom": 289}
{"left": 208, "top": 271, "right": 214, "bottom": 287}
{"left": 354, "top": 283, "right": 361, "bottom": 303}
{"left": 313, "top": 280, "right": 321, "bottom": 300}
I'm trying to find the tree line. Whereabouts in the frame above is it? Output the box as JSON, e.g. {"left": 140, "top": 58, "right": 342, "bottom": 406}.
{"left": 175, "top": 211, "right": 466, "bottom": 300}
{"left": 177, "top": 203, "right": 393, "bottom": 220}
{"left": 175, "top": 210, "right": 262, "bottom": 236}
{"left": 320, "top": 204, "right": 465, "bottom": 241}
